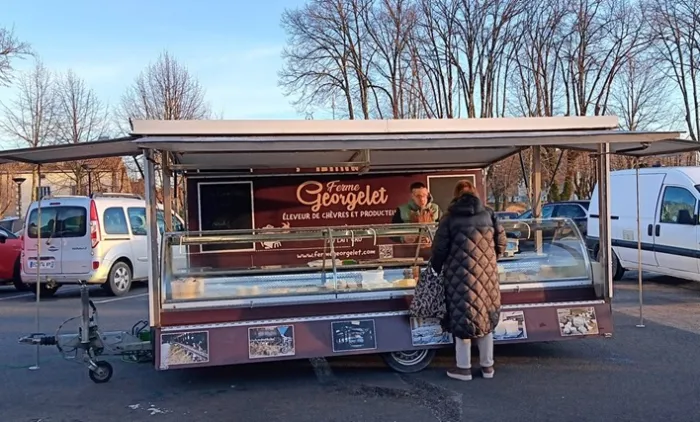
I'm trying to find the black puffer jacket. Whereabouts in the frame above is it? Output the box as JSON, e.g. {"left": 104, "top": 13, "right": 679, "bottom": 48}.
{"left": 431, "top": 193, "right": 507, "bottom": 339}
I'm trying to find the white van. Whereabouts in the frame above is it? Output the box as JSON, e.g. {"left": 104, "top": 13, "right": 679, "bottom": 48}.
{"left": 20, "top": 193, "right": 185, "bottom": 297}
{"left": 587, "top": 167, "right": 700, "bottom": 282}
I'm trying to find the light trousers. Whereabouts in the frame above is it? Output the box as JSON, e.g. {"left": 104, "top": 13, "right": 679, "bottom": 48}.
{"left": 455, "top": 333, "right": 494, "bottom": 369}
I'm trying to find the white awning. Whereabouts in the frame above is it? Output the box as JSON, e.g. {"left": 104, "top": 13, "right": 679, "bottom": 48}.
{"left": 136, "top": 129, "right": 688, "bottom": 170}
{"left": 0, "top": 117, "right": 692, "bottom": 169}
{"left": 0, "top": 137, "right": 141, "bottom": 165}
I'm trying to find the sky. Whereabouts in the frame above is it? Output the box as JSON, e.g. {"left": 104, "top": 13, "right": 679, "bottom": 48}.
{"left": 0, "top": 0, "right": 309, "bottom": 147}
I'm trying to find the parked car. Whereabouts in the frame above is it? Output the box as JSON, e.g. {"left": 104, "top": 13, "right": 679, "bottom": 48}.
{"left": 494, "top": 211, "right": 519, "bottom": 220}
{"left": 20, "top": 193, "right": 186, "bottom": 298}
{"left": 517, "top": 200, "right": 590, "bottom": 237}
{"left": 587, "top": 167, "right": 700, "bottom": 282}
{"left": 0, "top": 216, "right": 22, "bottom": 234}
{"left": 0, "top": 226, "right": 27, "bottom": 291}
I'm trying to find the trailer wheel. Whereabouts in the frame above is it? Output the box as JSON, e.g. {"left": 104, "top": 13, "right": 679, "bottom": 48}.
{"left": 89, "top": 361, "right": 113, "bottom": 384}
{"left": 381, "top": 349, "right": 436, "bottom": 374}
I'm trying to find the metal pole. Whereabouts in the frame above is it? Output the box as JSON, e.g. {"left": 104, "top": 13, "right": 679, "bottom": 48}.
{"left": 144, "top": 149, "right": 161, "bottom": 329}
{"left": 635, "top": 161, "right": 645, "bottom": 328}
{"left": 531, "top": 145, "right": 543, "bottom": 254}
{"left": 597, "top": 143, "right": 613, "bottom": 300}
{"left": 29, "top": 166, "right": 43, "bottom": 371}
{"left": 16, "top": 182, "right": 22, "bottom": 217}
{"left": 163, "top": 152, "right": 173, "bottom": 232}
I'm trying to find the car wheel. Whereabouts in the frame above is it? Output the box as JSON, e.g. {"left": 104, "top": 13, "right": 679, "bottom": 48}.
{"left": 107, "top": 262, "right": 132, "bottom": 297}
{"left": 12, "top": 259, "right": 30, "bottom": 292}
{"left": 597, "top": 247, "right": 625, "bottom": 281}
{"left": 28, "top": 283, "right": 60, "bottom": 298}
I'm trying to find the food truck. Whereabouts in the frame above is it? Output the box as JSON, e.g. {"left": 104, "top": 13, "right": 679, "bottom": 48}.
{"left": 3, "top": 116, "right": 692, "bottom": 383}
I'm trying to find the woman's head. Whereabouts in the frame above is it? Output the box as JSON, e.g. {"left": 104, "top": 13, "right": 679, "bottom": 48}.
{"left": 453, "top": 179, "right": 479, "bottom": 199}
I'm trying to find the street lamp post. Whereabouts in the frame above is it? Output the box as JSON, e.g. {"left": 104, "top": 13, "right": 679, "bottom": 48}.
{"left": 12, "top": 177, "right": 26, "bottom": 218}
{"left": 81, "top": 164, "right": 93, "bottom": 195}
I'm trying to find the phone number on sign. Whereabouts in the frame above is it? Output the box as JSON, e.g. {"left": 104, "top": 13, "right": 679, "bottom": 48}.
{"left": 297, "top": 249, "right": 376, "bottom": 259}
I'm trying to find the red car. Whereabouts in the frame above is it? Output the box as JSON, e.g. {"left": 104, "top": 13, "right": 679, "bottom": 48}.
{"left": 0, "top": 226, "right": 27, "bottom": 291}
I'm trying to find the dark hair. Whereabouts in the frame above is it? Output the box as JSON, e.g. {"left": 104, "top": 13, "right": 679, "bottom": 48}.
{"left": 453, "top": 179, "right": 479, "bottom": 199}
{"left": 410, "top": 182, "right": 427, "bottom": 191}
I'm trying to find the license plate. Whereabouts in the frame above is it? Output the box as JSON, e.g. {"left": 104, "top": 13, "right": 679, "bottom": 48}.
{"left": 28, "top": 260, "right": 55, "bottom": 269}
{"left": 506, "top": 239, "right": 519, "bottom": 253}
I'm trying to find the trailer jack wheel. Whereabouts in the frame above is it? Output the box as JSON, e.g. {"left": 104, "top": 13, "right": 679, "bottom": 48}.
{"left": 89, "top": 361, "right": 113, "bottom": 384}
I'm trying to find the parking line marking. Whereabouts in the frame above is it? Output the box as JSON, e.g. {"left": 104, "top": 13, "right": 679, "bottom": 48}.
{"left": 0, "top": 293, "right": 33, "bottom": 301}
{"left": 93, "top": 292, "right": 148, "bottom": 304}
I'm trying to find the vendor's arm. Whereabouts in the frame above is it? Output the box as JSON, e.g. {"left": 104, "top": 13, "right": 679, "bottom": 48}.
{"left": 390, "top": 207, "right": 404, "bottom": 243}
{"left": 391, "top": 207, "right": 403, "bottom": 225}
{"left": 433, "top": 204, "right": 442, "bottom": 222}
{"left": 430, "top": 216, "right": 450, "bottom": 273}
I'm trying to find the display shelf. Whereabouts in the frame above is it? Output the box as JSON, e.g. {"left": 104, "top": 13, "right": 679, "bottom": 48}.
{"left": 160, "top": 218, "right": 593, "bottom": 309}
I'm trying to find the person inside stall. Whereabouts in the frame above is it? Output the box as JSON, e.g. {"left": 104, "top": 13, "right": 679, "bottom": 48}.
{"left": 390, "top": 182, "right": 441, "bottom": 248}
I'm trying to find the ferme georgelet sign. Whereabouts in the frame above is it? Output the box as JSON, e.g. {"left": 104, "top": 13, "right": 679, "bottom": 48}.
{"left": 187, "top": 170, "right": 481, "bottom": 267}
{"left": 286, "top": 179, "right": 391, "bottom": 222}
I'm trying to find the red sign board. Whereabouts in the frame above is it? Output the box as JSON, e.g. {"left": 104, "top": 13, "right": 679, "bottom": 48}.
{"left": 187, "top": 170, "right": 482, "bottom": 268}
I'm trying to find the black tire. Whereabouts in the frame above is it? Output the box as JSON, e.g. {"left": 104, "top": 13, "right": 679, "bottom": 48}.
{"left": 89, "top": 361, "right": 113, "bottom": 384}
{"left": 12, "top": 260, "right": 30, "bottom": 292}
{"left": 28, "top": 283, "right": 60, "bottom": 298}
{"left": 106, "top": 261, "right": 132, "bottom": 297}
{"left": 597, "top": 247, "right": 625, "bottom": 280}
{"left": 381, "top": 349, "right": 436, "bottom": 374}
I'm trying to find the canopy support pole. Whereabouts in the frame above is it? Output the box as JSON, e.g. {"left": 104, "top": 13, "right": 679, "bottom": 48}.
{"left": 531, "top": 146, "right": 543, "bottom": 253}
{"left": 144, "top": 149, "right": 161, "bottom": 328}
{"left": 163, "top": 152, "right": 173, "bottom": 232}
{"left": 597, "top": 143, "right": 613, "bottom": 300}
{"left": 635, "top": 159, "right": 645, "bottom": 328}
{"left": 29, "top": 164, "right": 43, "bottom": 371}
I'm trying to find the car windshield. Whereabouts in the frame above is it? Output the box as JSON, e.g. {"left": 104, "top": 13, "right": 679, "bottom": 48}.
{"left": 0, "top": 227, "right": 17, "bottom": 239}
{"left": 0, "top": 219, "right": 16, "bottom": 232}
{"left": 26, "top": 206, "right": 87, "bottom": 239}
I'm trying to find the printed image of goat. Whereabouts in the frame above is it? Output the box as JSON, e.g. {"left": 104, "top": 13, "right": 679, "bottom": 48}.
{"left": 260, "top": 222, "right": 291, "bottom": 249}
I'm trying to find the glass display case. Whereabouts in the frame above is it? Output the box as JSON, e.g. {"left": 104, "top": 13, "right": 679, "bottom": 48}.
{"left": 159, "top": 218, "right": 593, "bottom": 309}
{"left": 497, "top": 218, "right": 593, "bottom": 289}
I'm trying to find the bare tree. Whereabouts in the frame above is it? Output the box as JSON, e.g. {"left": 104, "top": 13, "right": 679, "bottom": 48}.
{"left": 279, "top": 0, "right": 376, "bottom": 119}
{"left": 361, "top": 0, "right": 419, "bottom": 118}
{"left": 0, "top": 60, "right": 58, "bottom": 199}
{"left": 610, "top": 53, "right": 682, "bottom": 132}
{"left": 119, "top": 51, "right": 210, "bottom": 204}
{"left": 0, "top": 164, "right": 20, "bottom": 217}
{"left": 119, "top": 51, "right": 210, "bottom": 122}
{"left": 409, "top": 0, "right": 461, "bottom": 118}
{"left": 646, "top": 0, "right": 700, "bottom": 141}
{"left": 0, "top": 26, "right": 32, "bottom": 86}
{"left": 54, "top": 70, "right": 113, "bottom": 194}
{"left": 487, "top": 155, "right": 522, "bottom": 210}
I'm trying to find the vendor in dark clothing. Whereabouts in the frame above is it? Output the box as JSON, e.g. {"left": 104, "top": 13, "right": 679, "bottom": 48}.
{"left": 390, "top": 182, "right": 442, "bottom": 245}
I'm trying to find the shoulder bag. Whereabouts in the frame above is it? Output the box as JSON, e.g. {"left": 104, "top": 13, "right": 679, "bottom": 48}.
{"left": 409, "top": 262, "right": 447, "bottom": 319}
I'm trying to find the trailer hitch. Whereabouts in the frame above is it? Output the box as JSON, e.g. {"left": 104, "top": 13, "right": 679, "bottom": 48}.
{"left": 17, "top": 281, "right": 154, "bottom": 383}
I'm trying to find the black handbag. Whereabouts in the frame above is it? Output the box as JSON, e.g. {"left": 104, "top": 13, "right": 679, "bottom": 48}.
{"left": 409, "top": 262, "right": 447, "bottom": 319}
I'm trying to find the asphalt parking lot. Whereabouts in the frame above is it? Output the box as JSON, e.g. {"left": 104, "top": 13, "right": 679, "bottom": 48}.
{"left": 1, "top": 275, "right": 699, "bottom": 422}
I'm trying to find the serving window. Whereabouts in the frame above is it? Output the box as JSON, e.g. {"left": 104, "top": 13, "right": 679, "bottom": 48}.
{"left": 427, "top": 174, "right": 477, "bottom": 213}
{"left": 197, "top": 181, "right": 255, "bottom": 252}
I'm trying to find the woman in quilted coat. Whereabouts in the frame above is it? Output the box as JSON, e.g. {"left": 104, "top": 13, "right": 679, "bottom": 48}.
{"left": 431, "top": 180, "right": 507, "bottom": 381}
